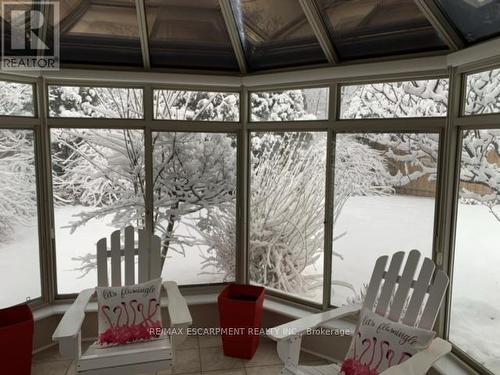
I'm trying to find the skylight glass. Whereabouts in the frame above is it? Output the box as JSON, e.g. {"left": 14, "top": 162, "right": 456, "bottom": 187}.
{"left": 145, "top": 0, "right": 239, "bottom": 71}
{"left": 315, "top": 0, "right": 448, "bottom": 60}
{"left": 230, "top": 0, "right": 328, "bottom": 71}
{"left": 58, "top": 0, "right": 143, "bottom": 67}
{"left": 436, "top": 0, "right": 500, "bottom": 43}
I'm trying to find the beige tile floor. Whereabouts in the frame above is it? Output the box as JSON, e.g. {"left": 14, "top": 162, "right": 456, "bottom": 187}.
{"left": 32, "top": 335, "right": 330, "bottom": 375}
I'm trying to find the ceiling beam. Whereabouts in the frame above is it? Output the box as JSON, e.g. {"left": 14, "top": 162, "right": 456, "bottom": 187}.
{"left": 298, "top": 0, "right": 339, "bottom": 64}
{"left": 414, "top": 0, "right": 465, "bottom": 51}
{"left": 135, "top": 0, "right": 151, "bottom": 70}
{"left": 218, "top": 0, "right": 248, "bottom": 74}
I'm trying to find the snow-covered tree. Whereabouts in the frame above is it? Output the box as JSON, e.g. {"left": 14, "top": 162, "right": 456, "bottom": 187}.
{"left": 152, "top": 132, "right": 236, "bottom": 261}
{"left": 464, "top": 68, "right": 500, "bottom": 115}
{"left": 250, "top": 88, "right": 328, "bottom": 121}
{"left": 0, "top": 130, "right": 37, "bottom": 241}
{"left": 459, "top": 130, "right": 500, "bottom": 223}
{"left": 154, "top": 90, "right": 239, "bottom": 121}
{"left": 0, "top": 81, "right": 34, "bottom": 116}
{"left": 51, "top": 129, "right": 145, "bottom": 228}
{"left": 341, "top": 79, "right": 448, "bottom": 118}
{"left": 342, "top": 79, "right": 500, "bottom": 225}
{"left": 48, "top": 86, "right": 143, "bottom": 118}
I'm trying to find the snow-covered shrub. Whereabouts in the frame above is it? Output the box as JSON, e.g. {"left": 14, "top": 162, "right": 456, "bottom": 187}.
{"left": 250, "top": 88, "right": 328, "bottom": 121}
{"left": 48, "top": 86, "right": 143, "bottom": 118}
{"left": 154, "top": 90, "right": 239, "bottom": 121}
{"left": 0, "top": 130, "right": 37, "bottom": 241}
{"left": 0, "top": 81, "right": 34, "bottom": 116}
{"left": 465, "top": 68, "right": 500, "bottom": 115}
{"left": 341, "top": 79, "right": 449, "bottom": 119}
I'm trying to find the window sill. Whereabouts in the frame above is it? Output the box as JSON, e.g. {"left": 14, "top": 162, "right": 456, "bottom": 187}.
{"left": 34, "top": 294, "right": 477, "bottom": 375}
{"left": 33, "top": 293, "right": 219, "bottom": 321}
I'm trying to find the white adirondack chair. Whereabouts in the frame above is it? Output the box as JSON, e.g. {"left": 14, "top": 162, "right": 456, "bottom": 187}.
{"left": 52, "top": 226, "right": 192, "bottom": 375}
{"left": 269, "top": 250, "right": 452, "bottom": 375}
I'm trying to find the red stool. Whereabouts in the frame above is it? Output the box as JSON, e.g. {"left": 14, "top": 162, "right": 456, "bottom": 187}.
{"left": 0, "top": 304, "right": 34, "bottom": 375}
{"left": 218, "top": 284, "right": 265, "bottom": 359}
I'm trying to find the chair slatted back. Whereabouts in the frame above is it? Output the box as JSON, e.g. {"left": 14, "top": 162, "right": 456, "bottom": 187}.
{"left": 363, "top": 249, "right": 449, "bottom": 330}
{"left": 96, "top": 225, "right": 162, "bottom": 287}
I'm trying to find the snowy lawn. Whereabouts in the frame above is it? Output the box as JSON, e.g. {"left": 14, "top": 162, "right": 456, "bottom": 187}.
{"left": 0, "top": 222, "right": 41, "bottom": 307}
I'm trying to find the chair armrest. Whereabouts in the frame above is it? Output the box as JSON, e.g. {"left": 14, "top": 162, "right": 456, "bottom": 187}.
{"left": 163, "top": 281, "right": 192, "bottom": 327}
{"left": 380, "top": 338, "right": 452, "bottom": 375}
{"left": 269, "top": 303, "right": 362, "bottom": 341}
{"left": 52, "top": 288, "right": 95, "bottom": 359}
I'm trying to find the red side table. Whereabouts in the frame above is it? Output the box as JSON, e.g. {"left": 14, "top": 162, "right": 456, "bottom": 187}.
{"left": 0, "top": 304, "right": 34, "bottom": 375}
{"left": 218, "top": 283, "right": 265, "bottom": 359}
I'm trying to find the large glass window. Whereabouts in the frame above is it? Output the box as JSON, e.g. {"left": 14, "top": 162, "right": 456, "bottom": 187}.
{"left": 0, "top": 129, "right": 41, "bottom": 307}
{"left": 331, "top": 133, "right": 439, "bottom": 307}
{"left": 48, "top": 86, "right": 144, "bottom": 119}
{"left": 153, "top": 89, "right": 239, "bottom": 121}
{"left": 450, "top": 129, "right": 500, "bottom": 374}
{"left": 0, "top": 80, "right": 35, "bottom": 116}
{"left": 152, "top": 132, "right": 236, "bottom": 285}
{"left": 51, "top": 129, "right": 145, "bottom": 294}
{"left": 464, "top": 67, "right": 500, "bottom": 115}
{"left": 249, "top": 132, "right": 327, "bottom": 302}
{"left": 250, "top": 88, "right": 329, "bottom": 122}
{"left": 340, "top": 79, "right": 449, "bottom": 119}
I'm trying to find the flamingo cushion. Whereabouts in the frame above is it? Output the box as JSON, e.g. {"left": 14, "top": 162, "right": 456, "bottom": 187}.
{"left": 96, "top": 278, "right": 163, "bottom": 347}
{"left": 341, "top": 307, "right": 435, "bottom": 375}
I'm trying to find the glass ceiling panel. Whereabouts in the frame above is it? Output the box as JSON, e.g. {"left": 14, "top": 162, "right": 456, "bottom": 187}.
{"left": 315, "top": 0, "right": 448, "bottom": 60}
{"left": 435, "top": 0, "right": 500, "bottom": 43}
{"left": 145, "top": 0, "right": 239, "bottom": 71}
{"left": 58, "top": 0, "right": 143, "bottom": 67}
{"left": 230, "top": 0, "right": 328, "bottom": 71}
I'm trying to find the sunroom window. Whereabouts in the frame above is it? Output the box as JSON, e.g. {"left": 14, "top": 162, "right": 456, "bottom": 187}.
{"left": 449, "top": 130, "right": 500, "bottom": 374}
{"left": 152, "top": 132, "right": 237, "bottom": 285}
{"left": 51, "top": 128, "right": 146, "bottom": 294}
{"left": 249, "top": 131, "right": 327, "bottom": 303}
{"left": 340, "top": 79, "right": 449, "bottom": 119}
{"left": 0, "top": 128, "right": 41, "bottom": 307}
{"left": 331, "top": 132, "right": 439, "bottom": 306}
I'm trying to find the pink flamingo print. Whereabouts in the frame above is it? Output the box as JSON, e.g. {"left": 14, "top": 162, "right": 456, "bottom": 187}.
{"left": 130, "top": 299, "right": 138, "bottom": 325}
{"left": 373, "top": 341, "right": 390, "bottom": 371}
{"left": 359, "top": 338, "right": 372, "bottom": 362}
{"left": 386, "top": 349, "right": 395, "bottom": 368}
{"left": 148, "top": 298, "right": 159, "bottom": 319}
{"left": 113, "top": 306, "right": 123, "bottom": 326}
{"left": 397, "top": 352, "right": 412, "bottom": 364}
{"left": 101, "top": 306, "right": 113, "bottom": 328}
{"left": 353, "top": 332, "right": 361, "bottom": 360}
{"left": 98, "top": 297, "right": 163, "bottom": 346}
{"left": 138, "top": 303, "right": 147, "bottom": 324}
{"left": 342, "top": 336, "right": 379, "bottom": 375}
{"left": 367, "top": 337, "right": 377, "bottom": 368}
{"left": 121, "top": 302, "right": 130, "bottom": 326}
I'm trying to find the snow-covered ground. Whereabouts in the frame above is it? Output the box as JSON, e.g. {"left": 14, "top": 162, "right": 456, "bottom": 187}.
{"left": 0, "top": 196, "right": 498, "bottom": 371}
{"left": 0, "top": 222, "right": 41, "bottom": 307}
{"left": 450, "top": 203, "right": 500, "bottom": 373}
{"left": 53, "top": 206, "right": 227, "bottom": 294}
{"left": 330, "top": 195, "right": 435, "bottom": 305}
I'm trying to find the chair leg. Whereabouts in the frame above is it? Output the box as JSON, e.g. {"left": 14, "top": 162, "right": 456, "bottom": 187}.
{"left": 277, "top": 335, "right": 302, "bottom": 367}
